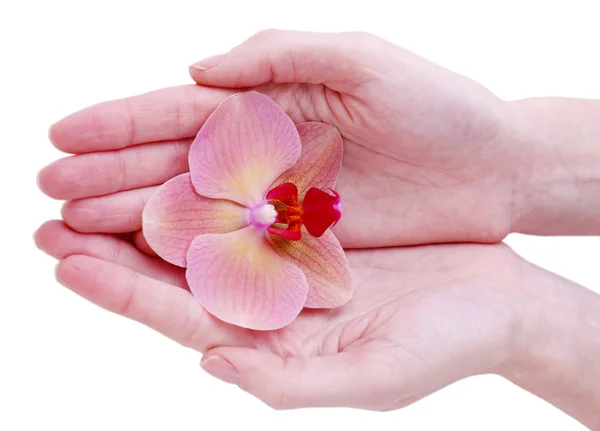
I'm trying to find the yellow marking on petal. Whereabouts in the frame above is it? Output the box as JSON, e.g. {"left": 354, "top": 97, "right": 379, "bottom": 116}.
{"left": 229, "top": 228, "right": 275, "bottom": 270}
{"left": 227, "top": 163, "right": 275, "bottom": 205}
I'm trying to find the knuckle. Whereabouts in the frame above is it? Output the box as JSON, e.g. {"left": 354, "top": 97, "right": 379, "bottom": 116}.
{"left": 178, "top": 307, "right": 208, "bottom": 350}
{"left": 60, "top": 200, "right": 76, "bottom": 222}
{"left": 110, "top": 150, "right": 128, "bottom": 190}
{"left": 110, "top": 241, "right": 125, "bottom": 267}
{"left": 118, "top": 270, "right": 138, "bottom": 316}
{"left": 62, "top": 199, "right": 96, "bottom": 224}
{"left": 171, "top": 140, "right": 192, "bottom": 167}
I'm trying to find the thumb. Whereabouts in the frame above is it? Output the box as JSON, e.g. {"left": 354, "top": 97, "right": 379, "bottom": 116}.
{"left": 189, "top": 30, "right": 391, "bottom": 92}
{"left": 200, "top": 346, "right": 391, "bottom": 410}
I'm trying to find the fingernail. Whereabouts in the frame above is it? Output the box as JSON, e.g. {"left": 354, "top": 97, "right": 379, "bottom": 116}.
{"left": 191, "top": 54, "right": 225, "bottom": 71}
{"left": 201, "top": 355, "right": 239, "bottom": 385}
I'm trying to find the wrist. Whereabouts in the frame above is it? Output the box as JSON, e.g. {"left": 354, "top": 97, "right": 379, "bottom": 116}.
{"left": 500, "top": 261, "right": 600, "bottom": 429}
{"left": 507, "top": 98, "right": 600, "bottom": 235}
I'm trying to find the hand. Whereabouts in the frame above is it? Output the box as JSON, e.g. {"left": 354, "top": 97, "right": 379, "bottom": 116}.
{"left": 34, "top": 220, "right": 530, "bottom": 410}
{"left": 38, "top": 30, "right": 524, "bottom": 249}
{"left": 34, "top": 31, "right": 600, "bottom": 428}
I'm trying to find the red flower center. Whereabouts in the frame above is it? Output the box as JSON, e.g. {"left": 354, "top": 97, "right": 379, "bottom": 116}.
{"left": 265, "top": 182, "right": 342, "bottom": 241}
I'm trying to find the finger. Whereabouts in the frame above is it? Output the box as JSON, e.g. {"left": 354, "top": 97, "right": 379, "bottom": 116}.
{"left": 38, "top": 140, "right": 190, "bottom": 200}
{"left": 56, "top": 255, "right": 252, "bottom": 352}
{"left": 34, "top": 220, "right": 185, "bottom": 288}
{"left": 62, "top": 187, "right": 156, "bottom": 233}
{"left": 61, "top": 192, "right": 196, "bottom": 258}
{"left": 190, "top": 30, "right": 390, "bottom": 92}
{"left": 49, "top": 85, "right": 236, "bottom": 154}
{"left": 134, "top": 230, "right": 157, "bottom": 257}
{"left": 200, "top": 347, "right": 390, "bottom": 410}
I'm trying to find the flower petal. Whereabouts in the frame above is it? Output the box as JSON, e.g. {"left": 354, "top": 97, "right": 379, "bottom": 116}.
{"left": 269, "top": 229, "right": 353, "bottom": 308}
{"left": 142, "top": 173, "right": 249, "bottom": 267}
{"left": 302, "top": 188, "right": 342, "bottom": 238}
{"left": 189, "top": 92, "right": 301, "bottom": 207}
{"left": 186, "top": 228, "right": 309, "bottom": 330}
{"left": 271, "top": 122, "right": 343, "bottom": 199}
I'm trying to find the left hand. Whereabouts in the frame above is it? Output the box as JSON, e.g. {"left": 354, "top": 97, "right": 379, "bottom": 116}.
{"left": 34, "top": 220, "right": 533, "bottom": 410}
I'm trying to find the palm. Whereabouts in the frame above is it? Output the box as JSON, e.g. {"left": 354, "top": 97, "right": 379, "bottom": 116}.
{"left": 257, "top": 79, "right": 516, "bottom": 247}
{"left": 205, "top": 242, "right": 521, "bottom": 410}
{"left": 35, "top": 220, "right": 520, "bottom": 409}
{"left": 239, "top": 242, "right": 518, "bottom": 366}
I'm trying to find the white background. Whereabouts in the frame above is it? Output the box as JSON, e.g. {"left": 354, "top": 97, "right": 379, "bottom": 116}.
{"left": 1, "top": 0, "right": 599, "bottom": 429}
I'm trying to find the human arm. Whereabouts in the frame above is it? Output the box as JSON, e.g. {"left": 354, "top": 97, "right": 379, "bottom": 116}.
{"left": 189, "top": 30, "right": 600, "bottom": 240}
{"left": 504, "top": 260, "right": 600, "bottom": 429}
{"left": 38, "top": 31, "right": 600, "bottom": 247}
{"left": 509, "top": 97, "right": 600, "bottom": 235}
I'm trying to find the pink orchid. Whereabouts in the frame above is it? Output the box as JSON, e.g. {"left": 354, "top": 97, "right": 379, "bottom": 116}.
{"left": 142, "top": 92, "right": 353, "bottom": 330}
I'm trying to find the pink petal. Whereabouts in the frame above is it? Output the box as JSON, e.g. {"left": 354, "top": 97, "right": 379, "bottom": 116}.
{"left": 271, "top": 122, "right": 343, "bottom": 200}
{"left": 269, "top": 229, "right": 353, "bottom": 308}
{"left": 189, "top": 92, "right": 301, "bottom": 207}
{"left": 186, "top": 228, "right": 309, "bottom": 330}
{"left": 142, "top": 173, "right": 249, "bottom": 267}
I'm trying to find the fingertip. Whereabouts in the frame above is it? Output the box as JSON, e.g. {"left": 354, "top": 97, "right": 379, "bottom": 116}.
{"left": 48, "top": 121, "right": 63, "bottom": 149}
{"left": 188, "top": 65, "right": 215, "bottom": 86}
{"left": 55, "top": 254, "right": 88, "bottom": 289}
{"left": 188, "top": 54, "right": 261, "bottom": 88}
{"left": 60, "top": 199, "right": 90, "bottom": 232}
{"left": 134, "top": 230, "right": 157, "bottom": 257}
{"left": 54, "top": 257, "right": 68, "bottom": 285}
{"left": 204, "top": 347, "right": 284, "bottom": 381}
{"left": 48, "top": 113, "right": 81, "bottom": 154}
{"left": 54, "top": 261, "right": 61, "bottom": 281}
{"left": 60, "top": 200, "right": 73, "bottom": 223}
{"left": 200, "top": 354, "right": 240, "bottom": 385}
{"left": 37, "top": 159, "right": 75, "bottom": 199}
{"left": 190, "top": 53, "right": 226, "bottom": 71}
{"left": 189, "top": 54, "right": 227, "bottom": 82}
{"left": 188, "top": 66, "right": 202, "bottom": 84}
{"left": 203, "top": 348, "right": 296, "bottom": 409}
{"left": 36, "top": 164, "right": 54, "bottom": 197}
{"left": 35, "top": 220, "right": 90, "bottom": 260}
{"left": 34, "top": 220, "right": 68, "bottom": 253}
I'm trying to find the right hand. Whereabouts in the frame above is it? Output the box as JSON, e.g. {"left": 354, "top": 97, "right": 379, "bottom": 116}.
{"left": 188, "top": 30, "right": 525, "bottom": 247}
{"left": 40, "top": 30, "right": 526, "bottom": 250}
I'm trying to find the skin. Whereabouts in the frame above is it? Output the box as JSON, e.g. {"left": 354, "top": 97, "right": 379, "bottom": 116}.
{"left": 39, "top": 32, "right": 517, "bottom": 248}
{"left": 36, "top": 31, "right": 600, "bottom": 428}
{"left": 34, "top": 221, "right": 600, "bottom": 429}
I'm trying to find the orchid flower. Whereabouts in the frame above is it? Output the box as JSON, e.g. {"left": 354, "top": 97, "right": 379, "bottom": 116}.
{"left": 142, "top": 92, "right": 353, "bottom": 330}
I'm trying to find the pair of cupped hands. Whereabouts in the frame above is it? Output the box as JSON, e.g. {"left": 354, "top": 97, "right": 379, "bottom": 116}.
{"left": 35, "top": 31, "right": 558, "bottom": 410}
